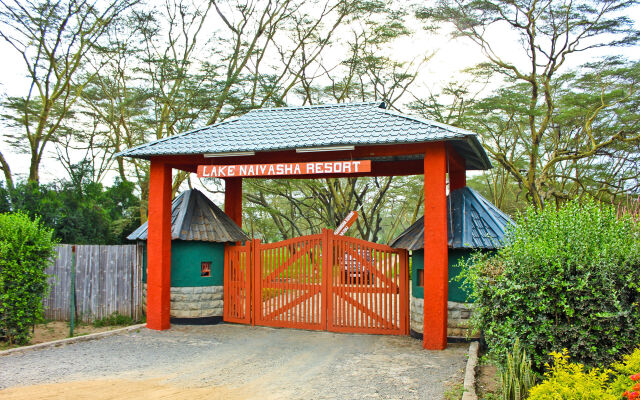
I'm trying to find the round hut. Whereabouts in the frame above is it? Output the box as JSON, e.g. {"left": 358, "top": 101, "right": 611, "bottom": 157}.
{"left": 128, "top": 188, "right": 249, "bottom": 323}
{"left": 391, "top": 186, "right": 514, "bottom": 339}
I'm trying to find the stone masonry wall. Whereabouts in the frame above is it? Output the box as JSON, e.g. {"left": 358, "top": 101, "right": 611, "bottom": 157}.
{"left": 410, "top": 295, "right": 479, "bottom": 338}
{"left": 142, "top": 284, "right": 223, "bottom": 318}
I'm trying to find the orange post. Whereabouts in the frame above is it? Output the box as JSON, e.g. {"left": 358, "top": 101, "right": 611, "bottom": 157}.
{"left": 252, "top": 239, "right": 260, "bottom": 326}
{"left": 146, "top": 159, "right": 172, "bottom": 330}
{"left": 321, "top": 229, "right": 331, "bottom": 331}
{"left": 423, "top": 142, "right": 448, "bottom": 349}
{"left": 224, "top": 178, "right": 243, "bottom": 227}
{"left": 399, "top": 249, "right": 409, "bottom": 335}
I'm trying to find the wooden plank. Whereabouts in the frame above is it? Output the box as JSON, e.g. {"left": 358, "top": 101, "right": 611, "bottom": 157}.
{"left": 42, "top": 244, "right": 142, "bottom": 323}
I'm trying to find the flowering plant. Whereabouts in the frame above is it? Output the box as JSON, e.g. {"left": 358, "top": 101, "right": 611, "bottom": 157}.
{"left": 623, "top": 373, "right": 640, "bottom": 400}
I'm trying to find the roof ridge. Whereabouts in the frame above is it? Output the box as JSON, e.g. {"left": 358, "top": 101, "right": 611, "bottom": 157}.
{"left": 249, "top": 101, "right": 382, "bottom": 112}
{"left": 115, "top": 118, "right": 239, "bottom": 157}
{"left": 374, "top": 107, "right": 476, "bottom": 137}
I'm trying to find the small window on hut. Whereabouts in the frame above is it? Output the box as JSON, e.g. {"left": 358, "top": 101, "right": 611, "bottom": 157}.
{"left": 201, "top": 261, "right": 211, "bottom": 277}
{"left": 417, "top": 269, "right": 424, "bottom": 287}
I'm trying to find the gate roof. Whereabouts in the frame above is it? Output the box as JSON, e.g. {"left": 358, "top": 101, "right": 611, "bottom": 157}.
{"left": 118, "top": 102, "right": 491, "bottom": 170}
{"left": 391, "top": 187, "right": 514, "bottom": 250}
{"left": 127, "top": 189, "right": 249, "bottom": 242}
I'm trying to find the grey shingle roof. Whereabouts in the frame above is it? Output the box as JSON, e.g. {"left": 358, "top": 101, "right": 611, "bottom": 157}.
{"left": 127, "top": 189, "right": 249, "bottom": 243}
{"left": 118, "top": 102, "right": 491, "bottom": 170}
{"left": 390, "top": 187, "right": 515, "bottom": 250}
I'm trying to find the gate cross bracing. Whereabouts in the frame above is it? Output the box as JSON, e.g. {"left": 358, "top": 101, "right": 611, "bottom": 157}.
{"left": 224, "top": 229, "right": 409, "bottom": 335}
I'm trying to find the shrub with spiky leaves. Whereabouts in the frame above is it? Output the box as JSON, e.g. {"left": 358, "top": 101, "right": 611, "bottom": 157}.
{"left": 500, "top": 338, "right": 536, "bottom": 400}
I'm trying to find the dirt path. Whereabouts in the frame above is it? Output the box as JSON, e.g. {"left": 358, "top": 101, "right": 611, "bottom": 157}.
{"left": 0, "top": 379, "right": 279, "bottom": 400}
{"left": 1, "top": 324, "right": 468, "bottom": 399}
{"left": 1, "top": 321, "right": 122, "bottom": 350}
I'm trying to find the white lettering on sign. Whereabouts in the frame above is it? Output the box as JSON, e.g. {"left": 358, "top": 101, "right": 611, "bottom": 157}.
{"left": 197, "top": 160, "right": 372, "bottom": 178}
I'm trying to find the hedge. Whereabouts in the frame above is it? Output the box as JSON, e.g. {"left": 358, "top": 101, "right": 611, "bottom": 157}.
{"left": 0, "top": 212, "right": 57, "bottom": 344}
{"left": 461, "top": 198, "right": 640, "bottom": 370}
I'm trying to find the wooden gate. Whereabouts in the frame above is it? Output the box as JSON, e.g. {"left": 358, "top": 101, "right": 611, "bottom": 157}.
{"left": 224, "top": 229, "right": 409, "bottom": 335}
{"left": 223, "top": 242, "right": 251, "bottom": 324}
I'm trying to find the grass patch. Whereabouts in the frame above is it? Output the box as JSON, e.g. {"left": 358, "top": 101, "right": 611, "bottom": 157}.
{"left": 444, "top": 383, "right": 465, "bottom": 400}
{"left": 92, "top": 312, "right": 139, "bottom": 328}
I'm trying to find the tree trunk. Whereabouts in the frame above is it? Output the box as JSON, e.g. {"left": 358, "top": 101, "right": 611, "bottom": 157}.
{"left": 0, "top": 151, "right": 14, "bottom": 191}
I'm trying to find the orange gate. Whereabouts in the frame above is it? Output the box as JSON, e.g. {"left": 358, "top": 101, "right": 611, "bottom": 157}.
{"left": 224, "top": 229, "right": 409, "bottom": 335}
{"left": 223, "top": 242, "right": 251, "bottom": 324}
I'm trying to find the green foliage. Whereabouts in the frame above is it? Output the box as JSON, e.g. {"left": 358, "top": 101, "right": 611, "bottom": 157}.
{"left": 461, "top": 198, "right": 640, "bottom": 371}
{"left": 0, "top": 182, "right": 10, "bottom": 213}
{"left": 528, "top": 350, "right": 617, "bottom": 400}
{"left": 92, "top": 312, "right": 138, "bottom": 328}
{"left": 500, "top": 339, "right": 536, "bottom": 400}
{"left": 6, "top": 178, "right": 140, "bottom": 245}
{"left": 0, "top": 212, "right": 57, "bottom": 344}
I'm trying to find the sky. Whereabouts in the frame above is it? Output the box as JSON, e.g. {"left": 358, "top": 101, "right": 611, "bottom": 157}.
{"left": 1, "top": 1, "right": 639, "bottom": 186}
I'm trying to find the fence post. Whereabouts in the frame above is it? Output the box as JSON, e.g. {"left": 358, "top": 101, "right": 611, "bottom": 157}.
{"left": 69, "top": 245, "right": 76, "bottom": 337}
{"left": 322, "top": 229, "right": 332, "bottom": 330}
{"left": 399, "top": 249, "right": 408, "bottom": 335}
{"left": 223, "top": 244, "right": 229, "bottom": 322}
{"left": 251, "top": 239, "right": 260, "bottom": 326}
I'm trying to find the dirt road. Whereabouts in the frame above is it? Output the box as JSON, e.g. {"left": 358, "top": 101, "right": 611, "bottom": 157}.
{"left": 0, "top": 324, "right": 467, "bottom": 399}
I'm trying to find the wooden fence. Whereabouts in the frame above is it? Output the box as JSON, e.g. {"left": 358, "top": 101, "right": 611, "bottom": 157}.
{"left": 43, "top": 244, "right": 144, "bottom": 323}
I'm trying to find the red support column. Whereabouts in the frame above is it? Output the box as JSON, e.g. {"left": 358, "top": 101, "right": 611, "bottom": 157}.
{"left": 147, "top": 159, "right": 172, "bottom": 330}
{"left": 224, "top": 178, "right": 243, "bottom": 227}
{"left": 449, "top": 148, "right": 466, "bottom": 190}
{"left": 423, "top": 142, "right": 448, "bottom": 350}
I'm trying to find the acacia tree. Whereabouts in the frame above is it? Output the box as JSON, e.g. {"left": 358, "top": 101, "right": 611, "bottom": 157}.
{"left": 242, "top": 1, "right": 427, "bottom": 242}
{"left": 417, "top": 0, "right": 640, "bottom": 208}
{"left": 0, "top": 0, "right": 138, "bottom": 185}
{"left": 243, "top": 175, "right": 424, "bottom": 242}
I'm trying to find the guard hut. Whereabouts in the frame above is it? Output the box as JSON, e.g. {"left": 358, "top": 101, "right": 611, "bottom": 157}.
{"left": 117, "top": 101, "right": 494, "bottom": 350}
{"left": 391, "top": 186, "right": 514, "bottom": 339}
{"left": 128, "top": 188, "right": 248, "bottom": 323}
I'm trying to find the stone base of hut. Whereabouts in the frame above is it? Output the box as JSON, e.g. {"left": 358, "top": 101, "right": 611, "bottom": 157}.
{"left": 142, "top": 284, "right": 223, "bottom": 319}
{"left": 410, "top": 295, "right": 479, "bottom": 340}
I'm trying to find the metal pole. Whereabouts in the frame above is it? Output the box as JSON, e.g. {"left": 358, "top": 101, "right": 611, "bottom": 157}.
{"left": 70, "top": 245, "right": 76, "bottom": 337}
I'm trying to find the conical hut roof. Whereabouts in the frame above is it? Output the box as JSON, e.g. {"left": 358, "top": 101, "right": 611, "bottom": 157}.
{"left": 127, "top": 189, "right": 249, "bottom": 243}
{"left": 390, "top": 187, "right": 514, "bottom": 251}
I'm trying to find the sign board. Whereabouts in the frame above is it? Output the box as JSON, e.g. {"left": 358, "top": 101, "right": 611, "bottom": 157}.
{"left": 197, "top": 160, "right": 371, "bottom": 178}
{"left": 334, "top": 210, "right": 359, "bottom": 236}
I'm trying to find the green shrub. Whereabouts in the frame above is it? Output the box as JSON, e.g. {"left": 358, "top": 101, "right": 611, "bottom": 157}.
{"left": 461, "top": 198, "right": 640, "bottom": 370}
{"left": 0, "top": 212, "right": 57, "bottom": 344}
{"left": 500, "top": 339, "right": 536, "bottom": 400}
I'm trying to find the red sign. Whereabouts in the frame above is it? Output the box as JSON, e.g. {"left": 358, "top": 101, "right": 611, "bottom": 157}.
{"left": 334, "top": 211, "right": 359, "bottom": 235}
{"left": 197, "top": 160, "right": 371, "bottom": 178}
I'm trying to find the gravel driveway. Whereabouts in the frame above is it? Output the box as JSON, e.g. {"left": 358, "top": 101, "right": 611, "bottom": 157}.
{"left": 0, "top": 324, "right": 467, "bottom": 399}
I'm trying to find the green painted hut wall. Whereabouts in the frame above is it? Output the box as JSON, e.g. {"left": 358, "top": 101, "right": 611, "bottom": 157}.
{"left": 141, "top": 241, "right": 224, "bottom": 287}
{"left": 411, "top": 249, "right": 477, "bottom": 302}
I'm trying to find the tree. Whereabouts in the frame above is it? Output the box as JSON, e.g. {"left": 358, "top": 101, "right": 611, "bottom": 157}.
{"left": 0, "top": 0, "right": 138, "bottom": 184}
{"left": 243, "top": 175, "right": 424, "bottom": 242}
{"left": 417, "top": 0, "right": 640, "bottom": 208}
{"left": 6, "top": 177, "right": 140, "bottom": 245}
